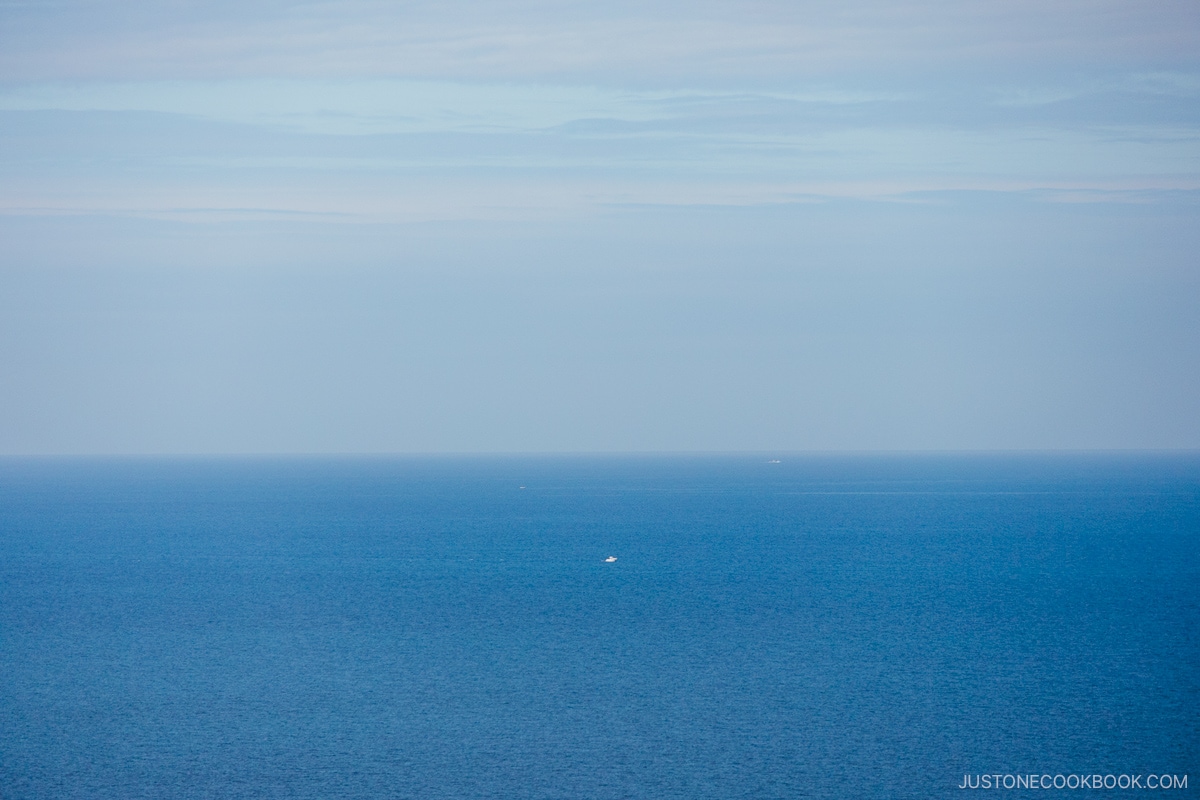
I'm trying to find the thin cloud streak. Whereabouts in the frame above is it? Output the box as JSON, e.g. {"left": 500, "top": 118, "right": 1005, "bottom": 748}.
{"left": 2, "top": 0, "right": 1199, "bottom": 82}
{"left": 1, "top": 76, "right": 1197, "bottom": 221}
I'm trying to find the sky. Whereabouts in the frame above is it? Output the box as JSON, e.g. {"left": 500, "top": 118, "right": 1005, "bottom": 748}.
{"left": 1, "top": 0, "right": 1198, "bottom": 453}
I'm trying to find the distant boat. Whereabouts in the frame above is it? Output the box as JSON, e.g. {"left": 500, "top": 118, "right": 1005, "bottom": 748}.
{"left": 605, "top": 556, "right": 617, "bottom": 563}
{"left": 767, "top": 459, "right": 781, "bottom": 464}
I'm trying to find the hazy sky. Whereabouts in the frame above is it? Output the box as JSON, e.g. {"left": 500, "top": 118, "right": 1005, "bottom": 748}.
{"left": 1, "top": 0, "right": 1198, "bottom": 453}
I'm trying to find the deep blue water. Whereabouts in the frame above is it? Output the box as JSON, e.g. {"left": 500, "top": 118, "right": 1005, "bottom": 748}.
{"left": 0, "top": 455, "right": 1196, "bottom": 799}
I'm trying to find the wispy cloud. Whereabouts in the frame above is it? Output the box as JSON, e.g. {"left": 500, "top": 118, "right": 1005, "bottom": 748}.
{"left": 2, "top": 1, "right": 1199, "bottom": 82}
{"left": 1, "top": 74, "right": 1197, "bottom": 221}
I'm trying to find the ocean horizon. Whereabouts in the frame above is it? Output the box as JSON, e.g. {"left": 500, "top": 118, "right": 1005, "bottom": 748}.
{"left": 1, "top": 453, "right": 1196, "bottom": 798}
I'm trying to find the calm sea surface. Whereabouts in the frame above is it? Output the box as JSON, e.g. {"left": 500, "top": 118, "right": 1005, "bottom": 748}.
{"left": 0, "top": 455, "right": 1196, "bottom": 799}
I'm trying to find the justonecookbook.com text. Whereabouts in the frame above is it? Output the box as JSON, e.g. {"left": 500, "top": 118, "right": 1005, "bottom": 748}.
{"left": 958, "top": 774, "right": 1187, "bottom": 790}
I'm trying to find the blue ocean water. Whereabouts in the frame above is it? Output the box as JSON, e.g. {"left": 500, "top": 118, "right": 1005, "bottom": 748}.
{"left": 0, "top": 455, "right": 1196, "bottom": 799}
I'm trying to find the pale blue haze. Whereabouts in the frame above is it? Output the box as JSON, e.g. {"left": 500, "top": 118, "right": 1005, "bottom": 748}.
{"left": 1, "top": 1, "right": 1199, "bottom": 452}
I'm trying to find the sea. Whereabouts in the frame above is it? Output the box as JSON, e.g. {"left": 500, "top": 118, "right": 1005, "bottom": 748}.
{"left": 0, "top": 454, "right": 1196, "bottom": 799}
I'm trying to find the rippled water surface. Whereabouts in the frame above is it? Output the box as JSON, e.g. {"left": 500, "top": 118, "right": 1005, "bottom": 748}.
{"left": 1, "top": 455, "right": 1197, "bottom": 798}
